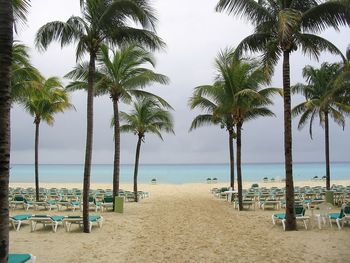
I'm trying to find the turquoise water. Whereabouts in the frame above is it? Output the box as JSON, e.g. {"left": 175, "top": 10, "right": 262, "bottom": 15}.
{"left": 9, "top": 163, "right": 350, "bottom": 184}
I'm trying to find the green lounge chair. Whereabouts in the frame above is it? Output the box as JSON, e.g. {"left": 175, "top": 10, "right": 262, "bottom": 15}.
{"left": 329, "top": 204, "right": 350, "bottom": 229}
{"left": 101, "top": 196, "right": 114, "bottom": 212}
{"left": 10, "top": 214, "right": 32, "bottom": 231}
{"left": 8, "top": 253, "right": 36, "bottom": 263}
{"left": 63, "top": 215, "right": 103, "bottom": 232}
{"left": 29, "top": 215, "right": 65, "bottom": 232}
{"left": 272, "top": 206, "right": 310, "bottom": 230}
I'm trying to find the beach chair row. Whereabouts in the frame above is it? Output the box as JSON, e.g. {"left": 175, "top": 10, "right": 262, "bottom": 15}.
{"left": 10, "top": 214, "right": 103, "bottom": 233}
{"left": 272, "top": 203, "right": 350, "bottom": 230}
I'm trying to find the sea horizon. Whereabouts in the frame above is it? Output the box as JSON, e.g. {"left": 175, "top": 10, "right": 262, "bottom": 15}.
{"left": 9, "top": 162, "right": 350, "bottom": 184}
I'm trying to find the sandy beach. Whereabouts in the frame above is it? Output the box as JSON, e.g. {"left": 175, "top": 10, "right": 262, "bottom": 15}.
{"left": 9, "top": 180, "right": 350, "bottom": 263}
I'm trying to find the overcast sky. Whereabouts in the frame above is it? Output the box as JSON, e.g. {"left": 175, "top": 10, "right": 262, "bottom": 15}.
{"left": 11, "top": 0, "right": 350, "bottom": 165}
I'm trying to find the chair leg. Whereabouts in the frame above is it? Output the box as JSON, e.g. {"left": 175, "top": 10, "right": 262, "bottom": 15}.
{"left": 16, "top": 221, "right": 21, "bottom": 231}
{"left": 282, "top": 219, "right": 286, "bottom": 231}
{"left": 336, "top": 218, "right": 342, "bottom": 230}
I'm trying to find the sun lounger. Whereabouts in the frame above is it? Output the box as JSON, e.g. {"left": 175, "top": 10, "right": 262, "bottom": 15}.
{"left": 329, "top": 204, "right": 350, "bottom": 229}
{"left": 29, "top": 215, "right": 65, "bottom": 232}
{"left": 63, "top": 215, "right": 103, "bottom": 232}
{"left": 272, "top": 206, "right": 310, "bottom": 230}
{"left": 8, "top": 253, "right": 36, "bottom": 263}
{"left": 101, "top": 196, "right": 114, "bottom": 211}
{"left": 10, "top": 214, "right": 32, "bottom": 231}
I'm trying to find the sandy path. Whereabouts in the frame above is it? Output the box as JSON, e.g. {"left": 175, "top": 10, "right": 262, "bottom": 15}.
{"left": 10, "top": 183, "right": 350, "bottom": 262}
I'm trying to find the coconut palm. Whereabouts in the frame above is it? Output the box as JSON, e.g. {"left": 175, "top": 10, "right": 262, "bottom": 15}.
{"left": 66, "top": 44, "right": 169, "bottom": 205}
{"left": 20, "top": 77, "right": 74, "bottom": 201}
{"left": 0, "top": 0, "right": 13, "bottom": 260}
{"left": 189, "top": 85, "right": 236, "bottom": 190}
{"left": 292, "top": 63, "right": 350, "bottom": 190}
{"left": 119, "top": 98, "right": 174, "bottom": 202}
{"left": 35, "top": 0, "right": 164, "bottom": 232}
{"left": 216, "top": 0, "right": 349, "bottom": 230}
{"left": 213, "top": 49, "right": 276, "bottom": 210}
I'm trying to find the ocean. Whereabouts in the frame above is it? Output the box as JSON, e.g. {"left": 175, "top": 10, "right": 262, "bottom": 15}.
{"left": 9, "top": 163, "right": 350, "bottom": 184}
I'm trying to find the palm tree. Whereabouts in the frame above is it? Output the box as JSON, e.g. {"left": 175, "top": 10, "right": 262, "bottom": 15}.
{"left": 12, "top": 0, "right": 30, "bottom": 32}
{"left": 119, "top": 98, "right": 174, "bottom": 202}
{"left": 0, "top": 0, "right": 13, "bottom": 260}
{"left": 216, "top": 0, "right": 349, "bottom": 230}
{"left": 20, "top": 77, "right": 74, "bottom": 201}
{"left": 292, "top": 63, "right": 350, "bottom": 190}
{"left": 189, "top": 85, "right": 236, "bottom": 190}
{"left": 66, "top": 44, "right": 169, "bottom": 206}
{"left": 35, "top": 0, "right": 164, "bottom": 232}
{"left": 214, "top": 50, "right": 275, "bottom": 210}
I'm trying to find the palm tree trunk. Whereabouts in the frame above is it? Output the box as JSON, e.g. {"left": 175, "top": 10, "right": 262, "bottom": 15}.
{"left": 83, "top": 51, "right": 96, "bottom": 233}
{"left": 0, "top": 0, "right": 13, "bottom": 260}
{"left": 112, "top": 98, "right": 120, "bottom": 209}
{"left": 228, "top": 129, "right": 235, "bottom": 190}
{"left": 324, "top": 111, "right": 331, "bottom": 190}
{"left": 34, "top": 118, "right": 40, "bottom": 201}
{"left": 133, "top": 135, "right": 142, "bottom": 202}
{"left": 236, "top": 122, "right": 243, "bottom": 211}
{"left": 283, "top": 51, "right": 296, "bottom": 231}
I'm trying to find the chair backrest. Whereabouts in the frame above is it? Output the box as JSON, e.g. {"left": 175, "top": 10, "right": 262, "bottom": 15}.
{"left": 104, "top": 196, "right": 113, "bottom": 203}
{"left": 14, "top": 195, "right": 24, "bottom": 202}
{"left": 294, "top": 205, "right": 305, "bottom": 216}
{"left": 341, "top": 204, "right": 350, "bottom": 217}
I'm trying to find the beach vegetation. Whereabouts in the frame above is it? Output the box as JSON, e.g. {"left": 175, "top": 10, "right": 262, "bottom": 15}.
{"left": 19, "top": 76, "right": 74, "bottom": 201}
{"left": 292, "top": 62, "right": 350, "bottom": 190}
{"left": 216, "top": 0, "right": 350, "bottom": 231}
{"left": 119, "top": 98, "right": 174, "bottom": 202}
{"left": 35, "top": 0, "right": 164, "bottom": 232}
{"left": 66, "top": 43, "right": 169, "bottom": 206}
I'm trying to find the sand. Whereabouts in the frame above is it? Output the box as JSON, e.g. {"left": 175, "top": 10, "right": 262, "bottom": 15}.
{"left": 9, "top": 180, "right": 350, "bottom": 263}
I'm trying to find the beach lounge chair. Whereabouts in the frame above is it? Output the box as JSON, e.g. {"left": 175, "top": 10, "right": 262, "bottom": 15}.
{"left": 8, "top": 253, "right": 36, "bottom": 263}
{"left": 63, "top": 215, "right": 103, "bottom": 232}
{"left": 85, "top": 196, "right": 101, "bottom": 212}
{"left": 10, "top": 214, "right": 32, "bottom": 231}
{"left": 101, "top": 196, "right": 114, "bottom": 212}
{"left": 329, "top": 204, "right": 350, "bottom": 229}
{"left": 10, "top": 195, "right": 33, "bottom": 210}
{"left": 272, "top": 206, "right": 310, "bottom": 230}
{"left": 29, "top": 215, "right": 65, "bottom": 232}
{"left": 151, "top": 178, "right": 157, "bottom": 184}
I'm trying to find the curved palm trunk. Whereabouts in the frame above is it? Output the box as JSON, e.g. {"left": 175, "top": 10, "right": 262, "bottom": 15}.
{"left": 133, "top": 135, "right": 142, "bottom": 202}
{"left": 0, "top": 0, "right": 13, "bottom": 260}
{"left": 236, "top": 122, "right": 243, "bottom": 211}
{"left": 83, "top": 52, "right": 96, "bottom": 233}
{"left": 112, "top": 98, "right": 120, "bottom": 209}
{"left": 34, "top": 118, "right": 40, "bottom": 201}
{"left": 228, "top": 129, "right": 235, "bottom": 190}
{"left": 324, "top": 112, "right": 331, "bottom": 190}
{"left": 283, "top": 51, "right": 296, "bottom": 231}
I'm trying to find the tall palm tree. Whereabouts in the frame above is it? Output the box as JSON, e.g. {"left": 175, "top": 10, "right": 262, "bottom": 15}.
{"left": 66, "top": 44, "right": 169, "bottom": 206}
{"left": 213, "top": 49, "right": 275, "bottom": 210}
{"left": 20, "top": 77, "right": 74, "bottom": 201}
{"left": 216, "top": 0, "right": 349, "bottom": 230}
{"left": 35, "top": 0, "right": 164, "bottom": 232}
{"left": 292, "top": 63, "right": 350, "bottom": 190}
{"left": 189, "top": 85, "right": 236, "bottom": 190}
{"left": 119, "top": 98, "right": 174, "bottom": 202}
{"left": 0, "top": 0, "right": 13, "bottom": 261}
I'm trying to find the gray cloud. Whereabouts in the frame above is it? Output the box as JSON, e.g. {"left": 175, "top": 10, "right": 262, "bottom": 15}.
{"left": 10, "top": 0, "right": 350, "bottom": 164}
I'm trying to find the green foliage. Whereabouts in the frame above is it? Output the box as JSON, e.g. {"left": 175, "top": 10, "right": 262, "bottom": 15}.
{"left": 19, "top": 76, "right": 74, "bottom": 125}
{"left": 35, "top": 0, "right": 165, "bottom": 59}
{"left": 189, "top": 48, "right": 276, "bottom": 132}
{"left": 119, "top": 98, "right": 174, "bottom": 140}
{"left": 292, "top": 63, "right": 350, "bottom": 138}
{"left": 216, "top": 0, "right": 349, "bottom": 74}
